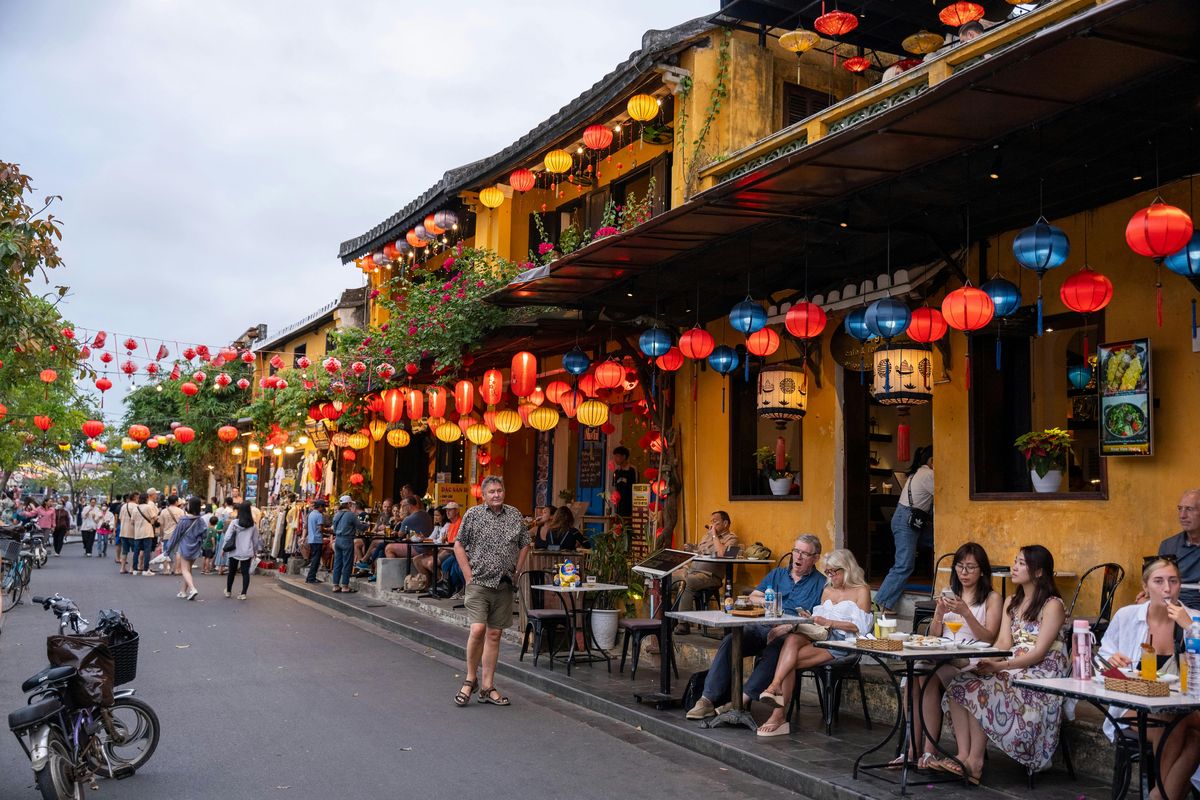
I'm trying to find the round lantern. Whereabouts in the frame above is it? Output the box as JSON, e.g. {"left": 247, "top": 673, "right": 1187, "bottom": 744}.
{"left": 454, "top": 380, "right": 474, "bottom": 415}
{"left": 386, "top": 428, "right": 411, "bottom": 448}
{"left": 1166, "top": 233, "right": 1200, "bottom": 277}
{"left": 563, "top": 347, "right": 590, "bottom": 376}
{"left": 435, "top": 422, "right": 463, "bottom": 444}
{"left": 903, "top": 30, "right": 945, "bottom": 54}
{"left": 679, "top": 327, "right": 715, "bottom": 360}
{"left": 509, "top": 168, "right": 536, "bottom": 193}
{"left": 582, "top": 124, "right": 613, "bottom": 150}
{"left": 872, "top": 344, "right": 934, "bottom": 404}
{"left": 343, "top": 432, "right": 368, "bottom": 450}
{"left": 511, "top": 351, "right": 537, "bottom": 397}
{"left": 708, "top": 345, "right": 739, "bottom": 375}
{"left": 406, "top": 229, "right": 426, "bottom": 247}
{"left": 626, "top": 94, "right": 659, "bottom": 122}
{"left": 95, "top": 377, "right": 112, "bottom": 393}
{"left": 981, "top": 276, "right": 1022, "bottom": 318}
{"left": 576, "top": 399, "right": 609, "bottom": 428}
{"left": 779, "top": 28, "right": 820, "bottom": 53}
{"left": 466, "top": 423, "right": 493, "bottom": 446}
{"left": 843, "top": 56, "right": 871, "bottom": 74}
{"left": 544, "top": 380, "right": 571, "bottom": 405}
{"left": 479, "top": 186, "right": 505, "bottom": 209}
{"left": 82, "top": 420, "right": 104, "bottom": 438}
{"left": 746, "top": 327, "right": 781, "bottom": 357}
{"left": 528, "top": 405, "right": 560, "bottom": 432}
{"left": 843, "top": 308, "right": 872, "bottom": 342}
{"left": 347, "top": 473, "right": 364, "bottom": 487}
{"left": 907, "top": 307, "right": 949, "bottom": 343}
{"left": 180, "top": 381, "right": 199, "bottom": 398}
{"left": 121, "top": 438, "right": 140, "bottom": 452}
{"left": 814, "top": 9, "right": 858, "bottom": 36}
{"left": 480, "top": 369, "right": 504, "bottom": 405}
{"left": 39, "top": 368, "right": 57, "bottom": 384}
{"left": 577, "top": 373, "right": 598, "bottom": 398}
{"left": 174, "top": 426, "right": 195, "bottom": 445}
{"left": 330, "top": 432, "right": 351, "bottom": 448}
{"left": 215, "top": 372, "right": 232, "bottom": 388}
{"left": 367, "top": 418, "right": 388, "bottom": 442}
{"left": 1067, "top": 364, "right": 1093, "bottom": 390}
{"left": 493, "top": 409, "right": 522, "bottom": 434}
{"left": 656, "top": 347, "right": 685, "bottom": 371}
{"left": 426, "top": 386, "right": 447, "bottom": 419}
{"left": 784, "top": 302, "right": 827, "bottom": 339}
{"left": 1060, "top": 266, "right": 1113, "bottom": 314}
{"left": 128, "top": 424, "right": 151, "bottom": 442}
{"left": 729, "top": 299, "right": 766, "bottom": 334}
{"left": 757, "top": 367, "right": 808, "bottom": 425}
{"left": 543, "top": 149, "right": 573, "bottom": 174}
{"left": 424, "top": 214, "right": 445, "bottom": 236}
{"left": 236, "top": 378, "right": 250, "bottom": 390}
{"left": 434, "top": 209, "right": 459, "bottom": 231}
{"left": 593, "top": 360, "right": 623, "bottom": 389}
{"left": 939, "top": 2, "right": 984, "bottom": 26}
{"left": 863, "top": 298, "right": 911, "bottom": 340}
{"left": 1126, "top": 201, "right": 1193, "bottom": 259}
{"left": 638, "top": 327, "right": 671, "bottom": 358}
{"left": 942, "top": 286, "right": 994, "bottom": 331}
{"left": 217, "top": 425, "right": 238, "bottom": 443}
{"left": 1013, "top": 219, "right": 1070, "bottom": 273}
{"left": 405, "top": 388, "right": 424, "bottom": 420}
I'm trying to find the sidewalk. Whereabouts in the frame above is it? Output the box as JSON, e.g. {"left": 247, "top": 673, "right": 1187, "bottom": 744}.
{"left": 274, "top": 573, "right": 1113, "bottom": 800}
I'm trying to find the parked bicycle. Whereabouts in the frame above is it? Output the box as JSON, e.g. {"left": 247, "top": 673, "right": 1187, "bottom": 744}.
{"left": 1, "top": 537, "right": 34, "bottom": 612}
{"left": 8, "top": 594, "right": 158, "bottom": 800}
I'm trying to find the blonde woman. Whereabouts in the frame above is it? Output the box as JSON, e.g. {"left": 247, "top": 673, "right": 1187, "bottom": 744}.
{"left": 756, "top": 548, "right": 873, "bottom": 738}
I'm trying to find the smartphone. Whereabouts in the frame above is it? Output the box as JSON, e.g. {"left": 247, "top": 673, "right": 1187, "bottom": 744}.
{"left": 795, "top": 607, "right": 811, "bottom": 618}
{"left": 941, "top": 588, "right": 956, "bottom": 600}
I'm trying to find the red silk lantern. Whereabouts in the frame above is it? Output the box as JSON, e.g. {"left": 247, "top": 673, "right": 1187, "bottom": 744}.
{"left": 192, "top": 371, "right": 207, "bottom": 383}
{"left": 427, "top": 386, "right": 447, "bottom": 419}
{"left": 61, "top": 328, "right": 75, "bottom": 340}
{"left": 647, "top": 431, "right": 666, "bottom": 453}
{"left": 938, "top": 1, "right": 984, "bottom": 26}
{"left": 182, "top": 346, "right": 195, "bottom": 360}
{"left": 594, "top": 360, "right": 624, "bottom": 389}
{"left": 350, "top": 361, "right": 367, "bottom": 376}
{"left": 907, "top": 307, "right": 948, "bottom": 343}
{"left": 509, "top": 168, "right": 536, "bottom": 193}
{"left": 941, "top": 286, "right": 994, "bottom": 332}
{"left": 544, "top": 380, "right": 570, "bottom": 405}
{"left": 1126, "top": 201, "right": 1193, "bottom": 258}
{"left": 174, "top": 426, "right": 195, "bottom": 444}
{"left": 128, "top": 424, "right": 151, "bottom": 442}
{"left": 1060, "top": 267, "right": 1113, "bottom": 314}
{"left": 784, "top": 302, "right": 827, "bottom": 339}
{"left": 215, "top": 372, "right": 231, "bottom": 388}
{"left": 656, "top": 347, "right": 685, "bottom": 371}
{"left": 814, "top": 9, "right": 858, "bottom": 36}
{"left": 308, "top": 404, "right": 324, "bottom": 421}
{"left": 349, "top": 473, "right": 364, "bottom": 486}
{"left": 406, "top": 388, "right": 424, "bottom": 420}
{"left": 241, "top": 351, "right": 255, "bottom": 364}
{"left": 40, "top": 369, "right": 57, "bottom": 384}
{"left": 746, "top": 327, "right": 780, "bottom": 357}
{"left": 559, "top": 388, "right": 582, "bottom": 418}
{"left": 0, "top": 403, "right": 7, "bottom": 421}
{"left": 82, "top": 420, "right": 104, "bottom": 438}
{"left": 381, "top": 388, "right": 406, "bottom": 423}
{"left": 582, "top": 124, "right": 613, "bottom": 151}
{"left": 367, "top": 395, "right": 385, "bottom": 414}
{"left": 219, "top": 347, "right": 237, "bottom": 362}
{"left": 100, "top": 352, "right": 113, "bottom": 364}
{"left": 217, "top": 425, "right": 238, "bottom": 443}
{"left": 92, "top": 331, "right": 107, "bottom": 348}
{"left": 144, "top": 363, "right": 159, "bottom": 376}
{"left": 678, "top": 327, "right": 715, "bottom": 360}
{"left": 650, "top": 479, "right": 667, "bottom": 497}
{"left": 480, "top": 369, "right": 504, "bottom": 406}
{"left": 343, "top": 449, "right": 357, "bottom": 462}
{"left": 528, "top": 386, "right": 545, "bottom": 407}
{"left": 455, "top": 380, "right": 475, "bottom": 415}
{"left": 123, "top": 338, "right": 138, "bottom": 352}
{"left": 511, "top": 352, "right": 537, "bottom": 398}
{"left": 236, "top": 378, "right": 250, "bottom": 390}
{"left": 268, "top": 354, "right": 284, "bottom": 370}
{"left": 33, "top": 415, "right": 52, "bottom": 433}
{"left": 95, "top": 377, "right": 112, "bottom": 393}
{"left": 180, "top": 382, "right": 199, "bottom": 397}
{"left": 843, "top": 56, "right": 871, "bottom": 73}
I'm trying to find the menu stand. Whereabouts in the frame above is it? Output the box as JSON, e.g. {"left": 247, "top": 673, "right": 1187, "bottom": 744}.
{"left": 631, "top": 549, "right": 696, "bottom": 710}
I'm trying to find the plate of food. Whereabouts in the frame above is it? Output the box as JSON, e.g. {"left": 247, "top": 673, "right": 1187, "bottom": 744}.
{"left": 905, "top": 636, "right": 951, "bottom": 649}
{"left": 1101, "top": 343, "right": 1147, "bottom": 395}
{"left": 1104, "top": 402, "right": 1147, "bottom": 440}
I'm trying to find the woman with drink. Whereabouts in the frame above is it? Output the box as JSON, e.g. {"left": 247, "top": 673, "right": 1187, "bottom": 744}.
{"left": 1098, "top": 558, "right": 1200, "bottom": 800}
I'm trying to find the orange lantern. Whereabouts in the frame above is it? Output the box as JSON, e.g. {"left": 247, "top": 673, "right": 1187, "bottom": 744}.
{"left": 582, "top": 124, "right": 614, "bottom": 150}
{"left": 34, "top": 415, "right": 53, "bottom": 432}
{"left": 650, "top": 479, "right": 667, "bottom": 496}
{"left": 843, "top": 56, "right": 871, "bottom": 73}
{"left": 128, "top": 424, "right": 151, "bottom": 442}
{"left": 82, "top": 420, "right": 105, "bottom": 438}
{"left": 426, "top": 386, "right": 447, "bottom": 419}
{"left": 647, "top": 430, "right": 666, "bottom": 453}
{"left": 145, "top": 439, "right": 159, "bottom": 449}
{"left": 544, "top": 380, "right": 571, "bottom": 405}
{"left": 510, "top": 352, "right": 537, "bottom": 398}
{"left": 424, "top": 213, "right": 445, "bottom": 236}
{"left": 381, "top": 388, "right": 406, "bottom": 423}
{"left": 217, "top": 425, "right": 238, "bottom": 443}
{"left": 814, "top": 9, "right": 858, "bottom": 36}
{"left": 39, "top": 369, "right": 57, "bottom": 384}
{"left": 527, "top": 386, "right": 545, "bottom": 407}
{"left": 509, "top": 168, "right": 535, "bottom": 193}
{"left": 1125, "top": 201, "right": 1193, "bottom": 259}
{"left": 656, "top": 347, "right": 685, "bottom": 371}
{"left": 180, "top": 381, "right": 199, "bottom": 398}
{"left": 174, "top": 426, "right": 195, "bottom": 444}
{"left": 746, "top": 327, "right": 781, "bottom": 357}
{"left": 941, "top": 286, "right": 995, "bottom": 331}
{"left": 349, "top": 473, "right": 364, "bottom": 486}
{"left": 405, "top": 388, "right": 424, "bottom": 420}
{"left": 938, "top": 2, "right": 984, "bottom": 27}
{"left": 407, "top": 230, "right": 428, "bottom": 248}
{"left": 578, "top": 373, "right": 599, "bottom": 398}
{"left": 454, "top": 380, "right": 474, "bottom": 415}
{"left": 594, "top": 360, "right": 624, "bottom": 389}
{"left": 678, "top": 327, "right": 715, "bottom": 360}
{"left": 559, "top": 388, "right": 582, "bottom": 418}
{"left": 480, "top": 369, "right": 504, "bottom": 406}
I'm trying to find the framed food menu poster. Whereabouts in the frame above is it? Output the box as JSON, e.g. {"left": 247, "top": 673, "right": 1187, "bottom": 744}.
{"left": 1097, "top": 338, "right": 1152, "bottom": 456}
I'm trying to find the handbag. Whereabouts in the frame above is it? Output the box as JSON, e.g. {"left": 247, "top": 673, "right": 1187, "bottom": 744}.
{"left": 906, "top": 478, "right": 933, "bottom": 532}
{"left": 793, "top": 621, "right": 830, "bottom": 642}
{"left": 403, "top": 574, "right": 429, "bottom": 592}
{"left": 222, "top": 527, "right": 238, "bottom": 553}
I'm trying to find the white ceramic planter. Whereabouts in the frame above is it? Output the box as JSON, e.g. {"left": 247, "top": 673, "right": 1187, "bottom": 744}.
{"left": 1030, "top": 469, "right": 1063, "bottom": 493}
{"left": 768, "top": 477, "right": 793, "bottom": 496}
{"left": 590, "top": 609, "right": 620, "bottom": 650}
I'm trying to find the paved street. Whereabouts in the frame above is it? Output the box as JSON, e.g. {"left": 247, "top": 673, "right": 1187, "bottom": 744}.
{"left": 0, "top": 550, "right": 799, "bottom": 800}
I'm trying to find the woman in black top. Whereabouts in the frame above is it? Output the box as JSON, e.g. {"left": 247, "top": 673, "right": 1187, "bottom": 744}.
{"left": 535, "top": 506, "right": 586, "bottom": 551}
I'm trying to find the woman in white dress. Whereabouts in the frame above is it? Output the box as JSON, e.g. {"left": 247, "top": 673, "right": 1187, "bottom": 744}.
{"left": 755, "top": 548, "right": 873, "bottom": 738}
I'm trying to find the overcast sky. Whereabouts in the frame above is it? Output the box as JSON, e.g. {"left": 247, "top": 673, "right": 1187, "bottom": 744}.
{"left": 4, "top": 0, "right": 707, "bottom": 367}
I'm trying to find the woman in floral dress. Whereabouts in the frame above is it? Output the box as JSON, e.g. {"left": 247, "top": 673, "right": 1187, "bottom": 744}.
{"left": 939, "top": 545, "right": 1068, "bottom": 783}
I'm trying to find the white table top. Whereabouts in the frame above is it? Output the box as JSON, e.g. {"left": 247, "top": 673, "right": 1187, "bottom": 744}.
{"left": 818, "top": 638, "right": 1011, "bottom": 661}
{"left": 531, "top": 583, "right": 627, "bottom": 593}
{"left": 666, "top": 609, "right": 802, "bottom": 627}
{"left": 1015, "top": 677, "right": 1200, "bottom": 711}
{"left": 691, "top": 556, "right": 775, "bottom": 565}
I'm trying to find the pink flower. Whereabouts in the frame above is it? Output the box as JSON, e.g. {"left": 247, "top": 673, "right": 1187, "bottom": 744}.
{"left": 443, "top": 257, "right": 456, "bottom": 269}
{"left": 383, "top": 347, "right": 392, "bottom": 355}
{"left": 477, "top": 280, "right": 485, "bottom": 288}
{"left": 595, "top": 226, "right": 618, "bottom": 237}
{"left": 380, "top": 323, "right": 389, "bottom": 332}
{"left": 442, "top": 280, "right": 453, "bottom": 290}
{"left": 537, "top": 242, "right": 555, "bottom": 256}
{"left": 456, "top": 290, "right": 465, "bottom": 299}
{"left": 408, "top": 325, "right": 418, "bottom": 335}
{"left": 369, "top": 289, "right": 380, "bottom": 299}
{"left": 442, "top": 293, "right": 451, "bottom": 302}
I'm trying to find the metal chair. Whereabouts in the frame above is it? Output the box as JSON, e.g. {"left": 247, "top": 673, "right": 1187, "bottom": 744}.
{"left": 1067, "top": 563, "right": 1125, "bottom": 638}
{"left": 787, "top": 652, "right": 872, "bottom": 735}
{"left": 517, "top": 570, "right": 569, "bottom": 669}
{"left": 911, "top": 552, "right": 955, "bottom": 634}
{"left": 619, "top": 577, "right": 681, "bottom": 680}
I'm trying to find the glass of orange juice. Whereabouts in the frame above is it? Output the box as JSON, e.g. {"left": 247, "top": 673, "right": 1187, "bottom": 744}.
{"left": 1140, "top": 643, "right": 1157, "bottom": 681}
{"left": 943, "top": 612, "right": 965, "bottom": 641}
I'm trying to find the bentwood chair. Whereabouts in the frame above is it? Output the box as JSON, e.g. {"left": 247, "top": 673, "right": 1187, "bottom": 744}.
{"left": 788, "top": 652, "right": 872, "bottom": 735}
{"left": 911, "top": 552, "right": 955, "bottom": 634}
{"left": 517, "top": 570, "right": 569, "bottom": 669}
{"left": 1067, "top": 563, "right": 1125, "bottom": 639}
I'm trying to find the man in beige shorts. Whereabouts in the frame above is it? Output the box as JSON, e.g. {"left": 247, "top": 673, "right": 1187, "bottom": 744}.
{"left": 452, "top": 475, "right": 530, "bottom": 707}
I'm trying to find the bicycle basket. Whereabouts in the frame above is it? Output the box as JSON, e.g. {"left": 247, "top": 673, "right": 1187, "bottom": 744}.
{"left": 108, "top": 633, "right": 139, "bottom": 686}
{"left": 0, "top": 539, "right": 19, "bottom": 563}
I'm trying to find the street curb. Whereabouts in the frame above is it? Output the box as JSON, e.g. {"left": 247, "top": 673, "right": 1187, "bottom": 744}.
{"left": 275, "top": 576, "right": 883, "bottom": 800}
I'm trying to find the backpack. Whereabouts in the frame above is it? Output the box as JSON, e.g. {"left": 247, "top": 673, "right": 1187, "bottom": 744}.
{"left": 403, "top": 574, "right": 429, "bottom": 593}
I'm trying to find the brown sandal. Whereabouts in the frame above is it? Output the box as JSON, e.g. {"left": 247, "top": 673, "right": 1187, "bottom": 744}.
{"left": 454, "top": 679, "right": 477, "bottom": 707}
{"left": 478, "top": 686, "right": 510, "bottom": 706}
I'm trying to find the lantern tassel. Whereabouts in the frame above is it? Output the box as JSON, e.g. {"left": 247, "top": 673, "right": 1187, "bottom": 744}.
{"left": 1192, "top": 299, "right": 1197, "bottom": 340}
{"left": 995, "top": 336, "right": 1002, "bottom": 371}
{"left": 721, "top": 380, "right": 727, "bottom": 414}
{"left": 1156, "top": 267, "right": 1164, "bottom": 328}
{"left": 743, "top": 356, "right": 750, "bottom": 383}
{"left": 1036, "top": 289, "right": 1044, "bottom": 337}
{"left": 964, "top": 350, "right": 972, "bottom": 392}
{"left": 897, "top": 423, "right": 911, "bottom": 463}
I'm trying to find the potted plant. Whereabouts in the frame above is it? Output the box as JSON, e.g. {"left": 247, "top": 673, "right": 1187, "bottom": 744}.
{"left": 586, "top": 516, "right": 638, "bottom": 651}
{"left": 755, "top": 446, "right": 795, "bottom": 496}
{"left": 1014, "top": 427, "right": 1073, "bottom": 493}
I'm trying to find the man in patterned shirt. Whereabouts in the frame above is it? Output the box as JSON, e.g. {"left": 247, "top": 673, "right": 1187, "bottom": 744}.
{"left": 452, "top": 475, "right": 530, "bottom": 706}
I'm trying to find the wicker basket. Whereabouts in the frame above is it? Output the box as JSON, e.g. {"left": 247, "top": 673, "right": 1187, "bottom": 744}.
{"left": 1103, "top": 676, "right": 1169, "bottom": 697}
{"left": 856, "top": 637, "right": 903, "bottom": 652}
{"left": 109, "top": 634, "right": 139, "bottom": 686}
{"left": 730, "top": 607, "right": 765, "bottom": 617}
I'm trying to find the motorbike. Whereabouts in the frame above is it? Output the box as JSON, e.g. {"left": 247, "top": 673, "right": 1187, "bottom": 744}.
{"left": 8, "top": 594, "right": 158, "bottom": 800}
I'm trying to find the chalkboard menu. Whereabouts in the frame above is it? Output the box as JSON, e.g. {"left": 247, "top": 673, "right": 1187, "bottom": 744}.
{"left": 580, "top": 445, "right": 603, "bottom": 487}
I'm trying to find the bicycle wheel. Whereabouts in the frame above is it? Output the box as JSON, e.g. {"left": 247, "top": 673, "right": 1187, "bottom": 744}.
{"left": 88, "top": 696, "right": 160, "bottom": 777}
{"left": 21, "top": 556, "right": 33, "bottom": 588}
{"left": 1, "top": 568, "right": 18, "bottom": 612}
{"left": 34, "top": 729, "right": 80, "bottom": 800}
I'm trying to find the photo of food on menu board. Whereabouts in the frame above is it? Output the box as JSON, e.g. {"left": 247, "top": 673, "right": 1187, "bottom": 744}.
{"left": 1097, "top": 338, "right": 1152, "bottom": 456}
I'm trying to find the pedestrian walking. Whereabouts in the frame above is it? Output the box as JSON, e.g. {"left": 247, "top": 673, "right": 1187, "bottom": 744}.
{"left": 305, "top": 498, "right": 330, "bottom": 584}
{"left": 52, "top": 500, "right": 70, "bottom": 556}
{"left": 200, "top": 515, "right": 219, "bottom": 574}
{"left": 452, "top": 475, "right": 531, "bottom": 707}
{"left": 78, "top": 497, "right": 101, "bottom": 556}
{"left": 330, "top": 496, "right": 363, "bottom": 593}
{"left": 156, "top": 495, "right": 183, "bottom": 575}
{"left": 214, "top": 497, "right": 235, "bottom": 575}
{"left": 97, "top": 503, "right": 114, "bottom": 558}
{"left": 130, "top": 489, "right": 160, "bottom": 575}
{"left": 166, "top": 497, "right": 206, "bottom": 601}
{"left": 224, "top": 500, "right": 263, "bottom": 600}
{"left": 875, "top": 445, "right": 934, "bottom": 614}
{"left": 34, "top": 499, "right": 56, "bottom": 552}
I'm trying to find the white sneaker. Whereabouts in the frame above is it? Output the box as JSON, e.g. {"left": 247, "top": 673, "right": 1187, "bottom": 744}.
{"left": 237, "top": 594, "right": 246, "bottom": 601}
{"left": 132, "top": 570, "right": 141, "bottom": 576}
{"left": 143, "top": 571, "right": 154, "bottom": 577}
{"left": 224, "top": 590, "right": 231, "bottom": 598}
{"left": 176, "top": 591, "right": 186, "bottom": 599}
{"left": 186, "top": 589, "right": 199, "bottom": 601}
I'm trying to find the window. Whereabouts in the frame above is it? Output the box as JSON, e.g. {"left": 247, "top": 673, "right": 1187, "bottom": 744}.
{"left": 729, "top": 360, "right": 804, "bottom": 500}
{"left": 292, "top": 344, "right": 306, "bottom": 368}
{"left": 783, "top": 83, "right": 830, "bottom": 129}
{"left": 324, "top": 331, "right": 337, "bottom": 356}
{"left": 969, "top": 310, "right": 1106, "bottom": 498}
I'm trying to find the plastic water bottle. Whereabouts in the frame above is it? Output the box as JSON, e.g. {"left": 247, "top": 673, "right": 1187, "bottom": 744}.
{"left": 1185, "top": 616, "right": 1200, "bottom": 699}
{"left": 1071, "top": 619, "right": 1094, "bottom": 681}
{"left": 764, "top": 587, "right": 776, "bottom": 619}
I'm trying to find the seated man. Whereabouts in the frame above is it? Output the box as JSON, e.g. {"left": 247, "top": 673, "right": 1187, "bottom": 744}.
{"left": 1159, "top": 489, "right": 1200, "bottom": 610}
{"left": 354, "top": 498, "right": 393, "bottom": 564}
{"left": 685, "top": 534, "right": 826, "bottom": 721}
{"left": 381, "top": 497, "right": 434, "bottom": 559}
{"left": 675, "top": 510, "right": 740, "bottom": 635}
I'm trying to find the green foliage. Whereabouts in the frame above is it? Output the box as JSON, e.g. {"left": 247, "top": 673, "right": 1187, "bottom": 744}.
{"left": 1014, "top": 427, "right": 1073, "bottom": 478}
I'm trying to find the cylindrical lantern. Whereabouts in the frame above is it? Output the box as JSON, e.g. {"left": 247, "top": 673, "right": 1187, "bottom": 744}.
{"left": 480, "top": 369, "right": 504, "bottom": 405}
{"left": 784, "top": 302, "right": 827, "bottom": 339}
{"left": 454, "top": 380, "right": 474, "bottom": 416}
{"left": 386, "top": 428, "right": 411, "bottom": 448}
{"left": 907, "top": 307, "right": 948, "bottom": 343}
{"left": 493, "top": 409, "right": 522, "bottom": 434}
{"left": 426, "top": 386, "right": 447, "bottom": 419}
{"left": 381, "top": 388, "right": 406, "bottom": 423}
{"left": 479, "top": 186, "right": 505, "bottom": 208}
{"left": 679, "top": 327, "right": 716, "bottom": 360}
{"left": 576, "top": 399, "right": 609, "bottom": 428}
{"left": 543, "top": 149, "right": 572, "bottom": 174}
{"left": 757, "top": 367, "right": 808, "bottom": 426}
{"left": 509, "top": 168, "right": 535, "bottom": 193}
{"left": 528, "top": 406, "right": 560, "bottom": 432}
{"left": 626, "top": 93, "right": 659, "bottom": 122}
{"left": 511, "top": 351, "right": 537, "bottom": 397}
{"left": 872, "top": 344, "right": 934, "bottom": 404}
{"left": 406, "top": 388, "right": 424, "bottom": 420}
{"left": 435, "top": 422, "right": 462, "bottom": 443}
{"left": 941, "top": 286, "right": 995, "bottom": 331}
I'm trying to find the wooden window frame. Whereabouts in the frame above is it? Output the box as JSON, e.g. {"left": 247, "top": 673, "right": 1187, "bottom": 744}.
{"left": 728, "top": 358, "right": 805, "bottom": 502}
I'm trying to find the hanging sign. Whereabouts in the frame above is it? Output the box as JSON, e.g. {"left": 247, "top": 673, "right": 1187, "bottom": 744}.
{"left": 434, "top": 483, "right": 469, "bottom": 509}
{"left": 1097, "top": 338, "right": 1152, "bottom": 456}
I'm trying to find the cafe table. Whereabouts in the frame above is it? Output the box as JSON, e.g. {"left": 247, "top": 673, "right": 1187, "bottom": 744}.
{"left": 531, "top": 583, "right": 627, "bottom": 676}
{"left": 936, "top": 566, "right": 1076, "bottom": 598}
{"left": 1014, "top": 677, "right": 1200, "bottom": 800}
{"left": 816, "top": 638, "right": 1012, "bottom": 795}
{"left": 665, "top": 609, "right": 804, "bottom": 732}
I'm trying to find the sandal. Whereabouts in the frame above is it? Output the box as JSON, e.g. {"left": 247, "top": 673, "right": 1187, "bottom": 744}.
{"left": 886, "top": 755, "right": 907, "bottom": 769}
{"left": 917, "top": 753, "right": 939, "bottom": 771}
{"left": 478, "top": 686, "right": 510, "bottom": 706}
{"left": 454, "top": 679, "right": 477, "bottom": 707}
{"left": 758, "top": 690, "right": 786, "bottom": 709}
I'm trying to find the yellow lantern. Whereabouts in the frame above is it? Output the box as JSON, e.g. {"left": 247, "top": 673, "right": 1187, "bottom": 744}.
{"left": 466, "top": 423, "right": 493, "bottom": 446}
{"left": 330, "top": 431, "right": 351, "bottom": 448}
{"left": 367, "top": 417, "right": 388, "bottom": 442}
{"left": 385, "top": 428, "right": 411, "bottom": 448}
{"left": 756, "top": 367, "right": 809, "bottom": 427}
{"left": 479, "top": 185, "right": 505, "bottom": 208}
{"left": 901, "top": 30, "right": 944, "bottom": 55}
{"left": 493, "top": 409, "right": 522, "bottom": 434}
{"left": 543, "top": 149, "right": 572, "bottom": 174}
{"left": 527, "top": 406, "right": 560, "bottom": 432}
{"left": 436, "top": 422, "right": 462, "bottom": 443}
{"left": 576, "top": 398, "right": 609, "bottom": 428}
{"left": 346, "top": 432, "right": 370, "bottom": 450}
{"left": 626, "top": 93, "right": 659, "bottom": 122}
{"left": 156, "top": 435, "right": 168, "bottom": 445}
{"left": 121, "top": 438, "right": 140, "bottom": 452}
{"left": 779, "top": 29, "right": 820, "bottom": 53}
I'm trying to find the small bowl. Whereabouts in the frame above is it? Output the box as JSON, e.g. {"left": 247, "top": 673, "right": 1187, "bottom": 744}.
{"left": 887, "top": 632, "right": 909, "bottom": 642}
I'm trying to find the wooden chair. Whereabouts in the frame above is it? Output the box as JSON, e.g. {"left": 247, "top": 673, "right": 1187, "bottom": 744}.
{"left": 517, "top": 569, "right": 569, "bottom": 669}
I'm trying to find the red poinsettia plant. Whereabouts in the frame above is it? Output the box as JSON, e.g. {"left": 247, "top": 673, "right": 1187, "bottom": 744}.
{"left": 1013, "top": 427, "right": 1073, "bottom": 478}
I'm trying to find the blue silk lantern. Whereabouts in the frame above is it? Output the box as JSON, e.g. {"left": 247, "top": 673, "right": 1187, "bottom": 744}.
{"left": 863, "top": 298, "right": 911, "bottom": 340}
{"left": 1067, "top": 364, "right": 1092, "bottom": 391}
{"left": 843, "top": 308, "right": 872, "bottom": 342}
{"left": 729, "top": 299, "right": 767, "bottom": 334}
{"left": 1013, "top": 218, "right": 1070, "bottom": 335}
{"left": 563, "top": 347, "right": 590, "bottom": 376}
{"left": 1165, "top": 233, "right": 1200, "bottom": 278}
{"left": 638, "top": 327, "right": 671, "bottom": 358}
{"left": 709, "top": 344, "right": 739, "bottom": 413}
{"left": 981, "top": 275, "right": 1022, "bottom": 368}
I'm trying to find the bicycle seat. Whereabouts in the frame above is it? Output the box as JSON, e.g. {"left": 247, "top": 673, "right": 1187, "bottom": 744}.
{"left": 9, "top": 698, "right": 63, "bottom": 732}
{"left": 21, "top": 665, "right": 76, "bottom": 693}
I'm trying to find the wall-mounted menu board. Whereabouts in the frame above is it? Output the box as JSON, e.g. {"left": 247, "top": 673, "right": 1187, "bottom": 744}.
{"left": 1098, "top": 338, "right": 1152, "bottom": 456}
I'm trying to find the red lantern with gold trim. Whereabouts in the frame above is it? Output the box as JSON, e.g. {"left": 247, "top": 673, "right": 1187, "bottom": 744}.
{"left": 678, "top": 327, "right": 715, "bottom": 360}
{"left": 746, "top": 327, "right": 781, "bottom": 357}
{"left": 510, "top": 351, "right": 537, "bottom": 398}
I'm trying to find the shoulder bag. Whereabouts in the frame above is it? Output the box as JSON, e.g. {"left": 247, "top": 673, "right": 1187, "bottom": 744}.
{"left": 906, "top": 476, "right": 933, "bottom": 533}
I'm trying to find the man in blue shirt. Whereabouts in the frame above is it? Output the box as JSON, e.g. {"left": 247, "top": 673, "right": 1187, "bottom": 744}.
{"left": 686, "top": 534, "right": 827, "bottom": 721}
{"left": 330, "top": 497, "right": 365, "bottom": 593}
{"left": 304, "top": 498, "right": 329, "bottom": 584}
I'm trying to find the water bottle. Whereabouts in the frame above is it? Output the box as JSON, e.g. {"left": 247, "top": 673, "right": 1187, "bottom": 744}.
{"left": 1185, "top": 616, "right": 1200, "bottom": 699}
{"left": 764, "top": 587, "right": 776, "bottom": 619}
{"left": 723, "top": 582, "right": 734, "bottom": 614}
{"left": 1071, "top": 619, "right": 1094, "bottom": 681}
